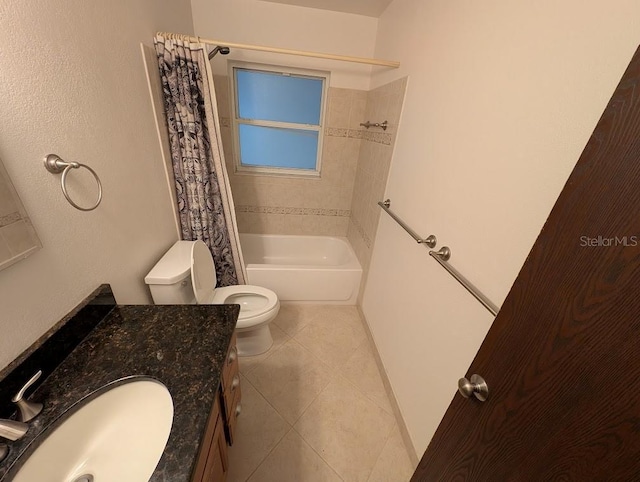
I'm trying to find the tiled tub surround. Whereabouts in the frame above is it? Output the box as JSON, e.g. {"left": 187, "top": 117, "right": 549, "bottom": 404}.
{"left": 213, "top": 74, "right": 407, "bottom": 279}
{"left": 214, "top": 75, "right": 364, "bottom": 236}
{"left": 348, "top": 77, "right": 408, "bottom": 292}
{"left": 0, "top": 285, "right": 240, "bottom": 481}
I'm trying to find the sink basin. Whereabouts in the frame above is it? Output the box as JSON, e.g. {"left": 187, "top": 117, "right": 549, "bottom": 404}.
{"left": 12, "top": 378, "right": 173, "bottom": 482}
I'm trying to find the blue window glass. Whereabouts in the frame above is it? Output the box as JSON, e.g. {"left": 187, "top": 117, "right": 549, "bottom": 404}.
{"left": 236, "top": 69, "right": 323, "bottom": 125}
{"left": 238, "top": 124, "right": 318, "bottom": 170}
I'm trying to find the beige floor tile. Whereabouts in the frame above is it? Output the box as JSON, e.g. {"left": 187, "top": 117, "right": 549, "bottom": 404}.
{"left": 272, "top": 303, "right": 317, "bottom": 336}
{"left": 239, "top": 324, "right": 289, "bottom": 375}
{"left": 245, "top": 339, "right": 333, "bottom": 424}
{"left": 226, "top": 375, "right": 291, "bottom": 482}
{"left": 293, "top": 306, "right": 367, "bottom": 369}
{"left": 342, "top": 342, "right": 393, "bottom": 414}
{"left": 367, "top": 425, "right": 415, "bottom": 482}
{"left": 307, "top": 305, "right": 362, "bottom": 323}
{"left": 248, "top": 429, "right": 343, "bottom": 482}
{"left": 294, "top": 377, "right": 395, "bottom": 482}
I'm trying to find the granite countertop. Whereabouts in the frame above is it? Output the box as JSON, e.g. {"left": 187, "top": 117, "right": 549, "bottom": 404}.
{"left": 0, "top": 300, "right": 239, "bottom": 481}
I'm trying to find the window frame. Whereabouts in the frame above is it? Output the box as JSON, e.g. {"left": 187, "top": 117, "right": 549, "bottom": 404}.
{"left": 228, "top": 61, "right": 329, "bottom": 178}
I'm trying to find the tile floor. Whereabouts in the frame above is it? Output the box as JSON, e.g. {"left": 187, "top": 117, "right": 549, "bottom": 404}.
{"left": 228, "top": 304, "right": 415, "bottom": 482}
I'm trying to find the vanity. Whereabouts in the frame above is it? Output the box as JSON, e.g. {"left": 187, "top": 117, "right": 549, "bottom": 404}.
{"left": 0, "top": 285, "right": 241, "bottom": 481}
{"left": 193, "top": 333, "right": 241, "bottom": 482}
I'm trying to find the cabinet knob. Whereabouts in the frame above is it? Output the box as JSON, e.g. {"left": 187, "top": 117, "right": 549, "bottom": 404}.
{"left": 231, "top": 375, "right": 240, "bottom": 392}
{"left": 227, "top": 346, "right": 237, "bottom": 365}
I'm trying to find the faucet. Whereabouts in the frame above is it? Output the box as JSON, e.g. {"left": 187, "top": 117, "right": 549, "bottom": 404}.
{"left": 11, "top": 371, "right": 44, "bottom": 423}
{"left": 0, "top": 419, "right": 28, "bottom": 441}
{"left": 0, "top": 419, "right": 28, "bottom": 462}
{"left": 0, "top": 370, "right": 44, "bottom": 463}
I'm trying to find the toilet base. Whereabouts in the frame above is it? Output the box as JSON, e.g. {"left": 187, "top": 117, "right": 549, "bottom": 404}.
{"left": 236, "top": 324, "right": 273, "bottom": 356}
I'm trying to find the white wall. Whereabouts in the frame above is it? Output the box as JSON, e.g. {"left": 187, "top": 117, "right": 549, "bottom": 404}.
{"left": 363, "top": 0, "right": 640, "bottom": 457}
{"left": 0, "top": 1, "right": 194, "bottom": 370}
{"left": 190, "top": 0, "right": 379, "bottom": 90}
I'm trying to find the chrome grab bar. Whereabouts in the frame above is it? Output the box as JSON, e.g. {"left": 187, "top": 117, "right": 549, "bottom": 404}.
{"left": 377, "top": 200, "right": 436, "bottom": 248}
{"left": 378, "top": 199, "right": 499, "bottom": 317}
{"left": 429, "top": 247, "right": 499, "bottom": 316}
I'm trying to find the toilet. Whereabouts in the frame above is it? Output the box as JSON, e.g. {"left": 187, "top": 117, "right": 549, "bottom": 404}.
{"left": 144, "top": 240, "right": 280, "bottom": 356}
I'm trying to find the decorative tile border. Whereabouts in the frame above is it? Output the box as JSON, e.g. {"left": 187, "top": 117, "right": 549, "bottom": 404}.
{"left": 223, "top": 120, "right": 391, "bottom": 145}
{"left": 325, "top": 127, "right": 348, "bottom": 137}
{"left": 0, "top": 212, "right": 21, "bottom": 228}
{"left": 236, "top": 205, "right": 350, "bottom": 217}
{"left": 362, "top": 131, "right": 392, "bottom": 145}
{"left": 325, "top": 127, "right": 365, "bottom": 140}
{"left": 349, "top": 216, "right": 372, "bottom": 248}
{"left": 324, "top": 127, "right": 392, "bottom": 145}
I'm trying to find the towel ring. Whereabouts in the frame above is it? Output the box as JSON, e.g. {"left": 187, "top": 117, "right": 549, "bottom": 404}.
{"left": 44, "top": 154, "right": 103, "bottom": 211}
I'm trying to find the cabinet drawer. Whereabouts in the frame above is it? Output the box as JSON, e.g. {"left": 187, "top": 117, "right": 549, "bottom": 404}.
{"left": 221, "top": 334, "right": 238, "bottom": 389}
{"left": 225, "top": 387, "right": 242, "bottom": 446}
{"left": 222, "top": 357, "right": 240, "bottom": 414}
{"left": 218, "top": 335, "right": 242, "bottom": 446}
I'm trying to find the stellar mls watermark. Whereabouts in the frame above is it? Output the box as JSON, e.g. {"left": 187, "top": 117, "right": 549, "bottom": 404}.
{"left": 580, "top": 235, "right": 638, "bottom": 247}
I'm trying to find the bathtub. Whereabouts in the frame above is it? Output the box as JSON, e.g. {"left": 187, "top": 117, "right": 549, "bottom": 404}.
{"left": 239, "top": 234, "right": 362, "bottom": 304}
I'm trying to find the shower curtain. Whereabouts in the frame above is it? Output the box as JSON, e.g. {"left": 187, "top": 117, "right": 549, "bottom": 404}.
{"left": 154, "top": 35, "right": 246, "bottom": 286}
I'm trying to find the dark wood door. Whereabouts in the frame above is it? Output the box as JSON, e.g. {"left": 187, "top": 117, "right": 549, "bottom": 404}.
{"left": 412, "top": 46, "right": 640, "bottom": 481}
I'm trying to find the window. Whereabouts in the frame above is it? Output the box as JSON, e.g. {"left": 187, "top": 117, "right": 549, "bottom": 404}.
{"left": 229, "top": 62, "right": 328, "bottom": 177}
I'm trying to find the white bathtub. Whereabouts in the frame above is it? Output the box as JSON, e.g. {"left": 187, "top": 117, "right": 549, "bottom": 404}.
{"left": 239, "top": 234, "right": 362, "bottom": 304}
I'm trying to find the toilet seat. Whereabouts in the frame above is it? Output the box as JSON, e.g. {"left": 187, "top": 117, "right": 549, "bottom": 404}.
{"left": 191, "top": 240, "right": 280, "bottom": 330}
{"left": 213, "top": 286, "right": 279, "bottom": 330}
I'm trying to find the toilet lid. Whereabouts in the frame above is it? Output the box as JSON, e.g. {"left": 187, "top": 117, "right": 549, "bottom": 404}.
{"left": 191, "top": 240, "right": 217, "bottom": 304}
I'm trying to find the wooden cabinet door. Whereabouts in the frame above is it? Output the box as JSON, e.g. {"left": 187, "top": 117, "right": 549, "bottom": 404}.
{"left": 413, "top": 45, "right": 640, "bottom": 480}
{"left": 203, "top": 419, "right": 228, "bottom": 482}
{"left": 192, "top": 395, "right": 228, "bottom": 482}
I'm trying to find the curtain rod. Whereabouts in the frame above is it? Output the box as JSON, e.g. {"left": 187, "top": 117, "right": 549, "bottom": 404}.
{"left": 156, "top": 32, "right": 400, "bottom": 68}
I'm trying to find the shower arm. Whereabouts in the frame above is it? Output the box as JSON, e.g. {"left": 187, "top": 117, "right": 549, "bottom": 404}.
{"left": 208, "top": 46, "right": 230, "bottom": 60}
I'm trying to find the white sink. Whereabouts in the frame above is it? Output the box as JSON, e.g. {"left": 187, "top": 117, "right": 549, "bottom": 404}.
{"left": 12, "top": 378, "right": 174, "bottom": 482}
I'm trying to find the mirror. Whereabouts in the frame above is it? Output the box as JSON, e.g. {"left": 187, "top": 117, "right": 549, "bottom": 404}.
{"left": 0, "top": 157, "right": 41, "bottom": 270}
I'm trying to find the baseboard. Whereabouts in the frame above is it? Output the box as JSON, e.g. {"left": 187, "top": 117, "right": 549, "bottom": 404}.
{"left": 356, "top": 304, "right": 420, "bottom": 467}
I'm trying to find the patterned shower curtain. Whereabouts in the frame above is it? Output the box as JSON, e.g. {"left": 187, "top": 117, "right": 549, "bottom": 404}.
{"left": 154, "top": 35, "right": 246, "bottom": 286}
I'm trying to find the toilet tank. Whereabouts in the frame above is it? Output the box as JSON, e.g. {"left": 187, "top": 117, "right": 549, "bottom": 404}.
{"left": 145, "top": 241, "right": 197, "bottom": 304}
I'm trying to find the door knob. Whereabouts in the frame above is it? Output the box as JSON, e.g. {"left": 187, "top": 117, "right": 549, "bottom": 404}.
{"left": 458, "top": 374, "right": 489, "bottom": 402}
